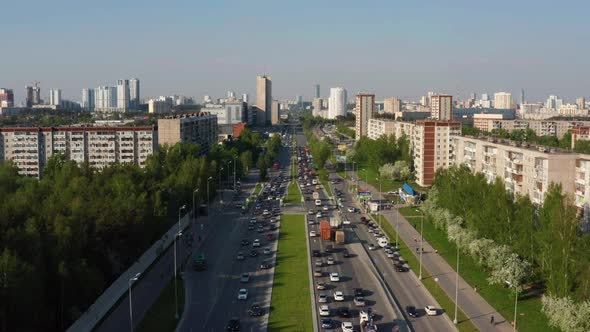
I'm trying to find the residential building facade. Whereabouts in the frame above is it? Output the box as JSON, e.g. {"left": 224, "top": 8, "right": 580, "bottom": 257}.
{"left": 430, "top": 95, "right": 453, "bottom": 120}
{"left": 328, "top": 87, "right": 347, "bottom": 119}
{"left": 355, "top": 94, "right": 375, "bottom": 141}
{"left": 256, "top": 75, "right": 272, "bottom": 125}
{"left": 157, "top": 112, "right": 218, "bottom": 155}
{"left": 0, "top": 88, "right": 14, "bottom": 107}
{"left": 493, "top": 92, "right": 513, "bottom": 109}
{"left": 383, "top": 97, "right": 402, "bottom": 113}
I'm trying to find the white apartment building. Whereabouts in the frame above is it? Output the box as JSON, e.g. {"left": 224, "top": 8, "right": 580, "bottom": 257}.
{"left": 367, "top": 118, "right": 415, "bottom": 143}
{"left": 383, "top": 97, "right": 402, "bottom": 113}
{"left": 485, "top": 119, "right": 590, "bottom": 138}
{"left": 328, "top": 87, "right": 347, "bottom": 119}
{"left": 0, "top": 126, "right": 157, "bottom": 177}
{"left": 493, "top": 92, "right": 513, "bottom": 109}
{"left": 473, "top": 113, "right": 505, "bottom": 131}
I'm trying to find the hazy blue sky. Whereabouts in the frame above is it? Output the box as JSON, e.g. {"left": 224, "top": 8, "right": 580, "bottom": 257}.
{"left": 2, "top": 0, "right": 589, "bottom": 104}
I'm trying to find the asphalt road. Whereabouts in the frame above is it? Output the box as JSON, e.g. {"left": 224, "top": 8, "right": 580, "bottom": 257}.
{"left": 177, "top": 136, "right": 292, "bottom": 332}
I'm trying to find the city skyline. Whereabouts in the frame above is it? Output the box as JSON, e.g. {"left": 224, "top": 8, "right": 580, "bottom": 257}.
{"left": 2, "top": 0, "right": 590, "bottom": 103}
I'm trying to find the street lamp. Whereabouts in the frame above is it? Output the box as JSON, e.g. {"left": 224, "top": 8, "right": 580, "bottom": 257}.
{"left": 416, "top": 208, "right": 424, "bottom": 280}
{"left": 513, "top": 286, "right": 518, "bottom": 332}
{"left": 454, "top": 245, "right": 460, "bottom": 324}
{"left": 177, "top": 205, "right": 186, "bottom": 275}
{"left": 395, "top": 201, "right": 399, "bottom": 249}
{"left": 233, "top": 156, "right": 237, "bottom": 191}
{"left": 174, "top": 231, "right": 183, "bottom": 319}
{"left": 207, "top": 176, "right": 213, "bottom": 222}
{"left": 227, "top": 161, "right": 232, "bottom": 189}
{"left": 128, "top": 272, "right": 141, "bottom": 332}
{"left": 219, "top": 167, "right": 223, "bottom": 190}
{"left": 192, "top": 189, "right": 199, "bottom": 239}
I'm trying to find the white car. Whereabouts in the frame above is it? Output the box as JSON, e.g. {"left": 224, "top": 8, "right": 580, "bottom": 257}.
{"left": 315, "top": 199, "right": 322, "bottom": 206}
{"left": 316, "top": 212, "right": 322, "bottom": 218}
{"left": 333, "top": 291, "right": 344, "bottom": 301}
{"left": 347, "top": 207, "right": 355, "bottom": 213}
{"left": 262, "top": 209, "right": 270, "bottom": 216}
{"left": 329, "top": 273, "right": 340, "bottom": 282}
{"left": 327, "top": 257, "right": 335, "bottom": 265}
{"left": 341, "top": 321, "right": 354, "bottom": 332}
{"left": 319, "top": 305, "right": 330, "bottom": 316}
{"left": 322, "top": 205, "right": 329, "bottom": 211}
{"left": 312, "top": 179, "right": 318, "bottom": 185}
{"left": 309, "top": 230, "right": 317, "bottom": 237}
{"left": 318, "top": 293, "right": 328, "bottom": 303}
{"left": 425, "top": 305, "right": 438, "bottom": 316}
{"left": 238, "top": 288, "right": 248, "bottom": 300}
{"left": 342, "top": 220, "right": 351, "bottom": 225}
{"left": 253, "top": 239, "right": 261, "bottom": 247}
{"left": 308, "top": 210, "right": 314, "bottom": 215}
{"left": 263, "top": 247, "right": 271, "bottom": 255}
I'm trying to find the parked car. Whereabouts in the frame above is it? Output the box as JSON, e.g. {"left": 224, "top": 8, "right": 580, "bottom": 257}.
{"left": 341, "top": 321, "right": 354, "bottom": 332}
{"left": 316, "top": 281, "right": 327, "bottom": 290}
{"left": 321, "top": 318, "right": 333, "bottom": 329}
{"left": 314, "top": 269, "right": 323, "bottom": 277}
{"left": 318, "top": 293, "right": 328, "bottom": 303}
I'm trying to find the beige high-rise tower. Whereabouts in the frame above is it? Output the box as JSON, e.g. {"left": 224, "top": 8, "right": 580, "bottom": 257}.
{"left": 256, "top": 75, "right": 272, "bottom": 126}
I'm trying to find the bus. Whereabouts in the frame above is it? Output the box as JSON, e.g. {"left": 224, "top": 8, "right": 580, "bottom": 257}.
{"left": 193, "top": 252, "right": 206, "bottom": 271}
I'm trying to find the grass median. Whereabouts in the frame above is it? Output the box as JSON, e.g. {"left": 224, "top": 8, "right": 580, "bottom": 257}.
{"left": 136, "top": 276, "right": 184, "bottom": 332}
{"left": 268, "top": 214, "right": 312, "bottom": 332}
{"left": 285, "top": 181, "right": 302, "bottom": 204}
{"left": 400, "top": 212, "right": 557, "bottom": 332}
{"left": 374, "top": 214, "right": 478, "bottom": 332}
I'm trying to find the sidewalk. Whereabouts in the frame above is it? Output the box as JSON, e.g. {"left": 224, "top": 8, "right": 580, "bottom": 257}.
{"left": 348, "top": 172, "right": 515, "bottom": 332}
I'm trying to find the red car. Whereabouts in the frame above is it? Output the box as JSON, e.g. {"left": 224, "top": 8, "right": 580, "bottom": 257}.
{"left": 266, "top": 234, "right": 275, "bottom": 241}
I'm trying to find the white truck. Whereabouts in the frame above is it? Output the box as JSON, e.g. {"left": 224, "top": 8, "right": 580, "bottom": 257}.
{"left": 330, "top": 216, "right": 342, "bottom": 228}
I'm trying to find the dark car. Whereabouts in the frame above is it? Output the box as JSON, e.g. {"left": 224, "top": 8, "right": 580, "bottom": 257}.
{"left": 338, "top": 306, "right": 351, "bottom": 318}
{"left": 321, "top": 318, "right": 333, "bottom": 329}
{"left": 312, "top": 249, "right": 321, "bottom": 257}
{"left": 250, "top": 250, "right": 258, "bottom": 257}
{"left": 395, "top": 264, "right": 407, "bottom": 272}
{"left": 241, "top": 239, "right": 250, "bottom": 246}
{"left": 325, "top": 245, "right": 333, "bottom": 253}
{"left": 266, "top": 234, "right": 275, "bottom": 241}
{"left": 226, "top": 317, "right": 240, "bottom": 331}
{"left": 353, "top": 288, "right": 363, "bottom": 297}
{"left": 406, "top": 305, "right": 419, "bottom": 318}
{"left": 248, "top": 303, "right": 263, "bottom": 317}
{"left": 342, "top": 249, "right": 350, "bottom": 258}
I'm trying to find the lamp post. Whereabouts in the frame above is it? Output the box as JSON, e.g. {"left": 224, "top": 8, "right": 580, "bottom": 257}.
{"left": 233, "top": 156, "right": 237, "bottom": 191}
{"left": 174, "top": 231, "right": 182, "bottom": 319}
{"left": 192, "top": 189, "right": 199, "bottom": 238}
{"left": 395, "top": 201, "right": 399, "bottom": 249}
{"left": 513, "top": 286, "right": 518, "bottom": 332}
{"left": 227, "top": 161, "right": 232, "bottom": 189}
{"left": 219, "top": 167, "right": 223, "bottom": 190}
{"left": 453, "top": 246, "right": 460, "bottom": 324}
{"left": 207, "top": 176, "right": 213, "bottom": 222}
{"left": 177, "top": 205, "right": 186, "bottom": 274}
{"left": 416, "top": 209, "right": 424, "bottom": 280}
{"left": 128, "top": 273, "right": 141, "bottom": 332}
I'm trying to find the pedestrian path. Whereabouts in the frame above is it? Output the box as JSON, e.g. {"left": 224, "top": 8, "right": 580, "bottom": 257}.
{"left": 349, "top": 174, "right": 516, "bottom": 332}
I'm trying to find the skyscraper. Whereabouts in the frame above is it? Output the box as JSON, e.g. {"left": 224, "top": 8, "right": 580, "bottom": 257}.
{"left": 312, "top": 98, "right": 323, "bottom": 117}
{"left": 271, "top": 100, "right": 280, "bottom": 125}
{"left": 242, "top": 93, "right": 248, "bottom": 103}
{"left": 430, "top": 95, "right": 453, "bottom": 120}
{"left": 577, "top": 97, "right": 586, "bottom": 110}
{"left": 315, "top": 84, "right": 320, "bottom": 99}
{"left": 328, "top": 87, "right": 347, "bottom": 119}
{"left": 493, "top": 92, "right": 513, "bottom": 109}
{"left": 129, "top": 78, "right": 140, "bottom": 109}
{"left": 82, "top": 88, "right": 95, "bottom": 111}
{"left": 355, "top": 94, "right": 375, "bottom": 141}
{"left": 0, "top": 88, "right": 14, "bottom": 107}
{"left": 117, "top": 79, "right": 130, "bottom": 111}
{"left": 49, "top": 89, "right": 61, "bottom": 106}
{"left": 256, "top": 75, "right": 272, "bottom": 126}
{"left": 520, "top": 89, "right": 525, "bottom": 105}
{"left": 95, "top": 86, "right": 117, "bottom": 110}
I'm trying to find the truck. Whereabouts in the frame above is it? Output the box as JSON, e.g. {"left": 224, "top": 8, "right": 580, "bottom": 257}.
{"left": 319, "top": 221, "right": 331, "bottom": 241}
{"left": 193, "top": 252, "right": 206, "bottom": 271}
{"left": 335, "top": 230, "right": 345, "bottom": 244}
{"left": 312, "top": 191, "right": 320, "bottom": 200}
{"left": 330, "top": 217, "right": 342, "bottom": 228}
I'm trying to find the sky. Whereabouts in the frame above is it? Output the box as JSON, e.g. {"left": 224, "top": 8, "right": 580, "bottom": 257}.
{"left": 2, "top": 0, "right": 590, "bottom": 104}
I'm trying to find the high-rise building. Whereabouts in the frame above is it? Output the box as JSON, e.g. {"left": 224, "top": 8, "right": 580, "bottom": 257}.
{"left": 315, "top": 84, "right": 320, "bottom": 99}
{"left": 0, "top": 88, "right": 14, "bottom": 107}
{"left": 430, "top": 95, "right": 453, "bottom": 120}
{"left": 271, "top": 100, "right": 280, "bottom": 125}
{"left": 312, "top": 98, "right": 323, "bottom": 117}
{"left": 116, "top": 79, "right": 130, "bottom": 111}
{"left": 95, "top": 86, "right": 117, "bottom": 111}
{"left": 25, "top": 84, "right": 41, "bottom": 107}
{"left": 82, "top": 88, "right": 95, "bottom": 111}
{"left": 355, "top": 94, "right": 375, "bottom": 141}
{"left": 328, "top": 87, "right": 347, "bottom": 119}
{"left": 577, "top": 97, "right": 586, "bottom": 110}
{"left": 494, "top": 92, "right": 513, "bottom": 109}
{"left": 158, "top": 113, "right": 218, "bottom": 155}
{"left": 546, "top": 95, "right": 563, "bottom": 110}
{"left": 49, "top": 89, "right": 62, "bottom": 106}
{"left": 414, "top": 120, "right": 461, "bottom": 186}
{"left": 383, "top": 97, "right": 402, "bottom": 113}
{"left": 520, "top": 89, "right": 525, "bottom": 105}
{"left": 129, "top": 78, "right": 140, "bottom": 109}
{"left": 242, "top": 93, "right": 248, "bottom": 103}
{"left": 256, "top": 75, "right": 272, "bottom": 126}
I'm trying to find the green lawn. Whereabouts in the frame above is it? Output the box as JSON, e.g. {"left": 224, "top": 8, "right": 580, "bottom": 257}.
{"left": 318, "top": 168, "right": 333, "bottom": 199}
{"left": 254, "top": 182, "right": 263, "bottom": 195}
{"left": 353, "top": 166, "right": 426, "bottom": 194}
{"left": 375, "top": 214, "right": 478, "bottom": 332}
{"left": 285, "top": 181, "right": 302, "bottom": 204}
{"left": 268, "top": 214, "right": 312, "bottom": 332}
{"left": 398, "top": 206, "right": 422, "bottom": 218}
{"left": 398, "top": 210, "right": 558, "bottom": 332}
{"left": 136, "top": 276, "right": 184, "bottom": 332}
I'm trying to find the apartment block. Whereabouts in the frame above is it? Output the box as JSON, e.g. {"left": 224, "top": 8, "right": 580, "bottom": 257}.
{"left": 430, "top": 95, "right": 453, "bottom": 120}
{"left": 413, "top": 121, "right": 462, "bottom": 186}
{"left": 473, "top": 113, "right": 505, "bottom": 131}
{"left": 367, "top": 118, "right": 415, "bottom": 142}
{"left": 572, "top": 126, "right": 590, "bottom": 149}
{"left": 481, "top": 119, "right": 590, "bottom": 138}
{"left": 157, "top": 112, "right": 218, "bottom": 155}
{"left": 383, "top": 97, "right": 402, "bottom": 113}
{"left": 0, "top": 126, "right": 157, "bottom": 178}
{"left": 355, "top": 94, "right": 375, "bottom": 141}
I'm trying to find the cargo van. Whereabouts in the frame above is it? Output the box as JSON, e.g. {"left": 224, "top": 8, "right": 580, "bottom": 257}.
{"left": 378, "top": 237, "right": 389, "bottom": 248}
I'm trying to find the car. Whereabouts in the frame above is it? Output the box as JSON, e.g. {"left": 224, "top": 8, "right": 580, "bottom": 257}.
{"left": 326, "top": 257, "right": 335, "bottom": 265}
{"left": 257, "top": 227, "right": 264, "bottom": 233}
{"left": 315, "top": 259, "right": 324, "bottom": 267}
{"left": 318, "top": 293, "right": 328, "bottom": 303}
{"left": 342, "top": 219, "right": 351, "bottom": 225}
{"left": 353, "top": 296, "right": 366, "bottom": 306}
{"left": 226, "top": 317, "right": 240, "bottom": 331}
{"left": 338, "top": 306, "right": 351, "bottom": 318}
{"left": 353, "top": 288, "right": 363, "bottom": 297}
{"left": 248, "top": 303, "right": 263, "bottom": 317}
{"left": 395, "top": 264, "right": 407, "bottom": 272}
{"left": 312, "top": 179, "right": 318, "bottom": 185}
{"left": 425, "top": 305, "right": 438, "bottom": 316}
{"left": 238, "top": 288, "right": 248, "bottom": 300}
{"left": 240, "top": 273, "right": 250, "bottom": 283}
{"left": 385, "top": 250, "right": 395, "bottom": 258}
{"left": 387, "top": 190, "right": 398, "bottom": 195}
{"left": 333, "top": 291, "right": 344, "bottom": 301}
{"left": 260, "top": 262, "right": 272, "bottom": 269}
{"left": 308, "top": 218, "right": 315, "bottom": 225}
{"left": 247, "top": 224, "right": 255, "bottom": 230}
{"left": 322, "top": 205, "right": 329, "bottom": 211}
{"left": 253, "top": 239, "right": 261, "bottom": 247}
{"left": 406, "top": 305, "right": 419, "bottom": 318}
{"left": 347, "top": 207, "right": 355, "bottom": 213}
{"left": 262, "top": 209, "right": 270, "bottom": 215}
{"left": 321, "top": 318, "right": 332, "bottom": 329}
{"left": 270, "top": 217, "right": 277, "bottom": 223}
{"left": 342, "top": 249, "right": 350, "bottom": 258}
{"left": 341, "top": 321, "right": 354, "bottom": 332}
{"left": 368, "top": 243, "right": 377, "bottom": 250}
{"left": 314, "top": 269, "right": 323, "bottom": 277}
{"left": 316, "top": 281, "right": 327, "bottom": 290}
{"left": 316, "top": 212, "right": 322, "bottom": 218}
{"left": 309, "top": 230, "right": 317, "bottom": 237}
{"left": 266, "top": 234, "right": 275, "bottom": 241}
{"left": 325, "top": 245, "right": 333, "bottom": 253}
{"left": 241, "top": 239, "right": 250, "bottom": 246}
{"left": 308, "top": 209, "right": 314, "bottom": 215}
{"left": 319, "top": 305, "right": 330, "bottom": 316}
{"left": 249, "top": 217, "right": 257, "bottom": 224}
{"left": 236, "top": 252, "right": 245, "bottom": 260}
{"left": 249, "top": 250, "right": 258, "bottom": 257}
{"left": 315, "top": 199, "right": 322, "bottom": 206}
{"left": 263, "top": 247, "right": 271, "bottom": 255}
{"left": 312, "top": 250, "right": 321, "bottom": 257}
{"left": 329, "top": 273, "right": 340, "bottom": 282}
